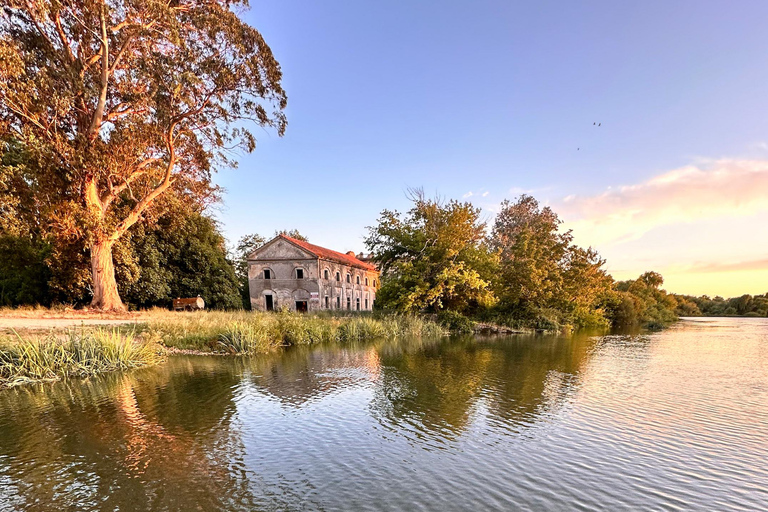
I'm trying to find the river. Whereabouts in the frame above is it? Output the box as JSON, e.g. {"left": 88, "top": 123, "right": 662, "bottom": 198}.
{"left": 0, "top": 317, "right": 766, "bottom": 511}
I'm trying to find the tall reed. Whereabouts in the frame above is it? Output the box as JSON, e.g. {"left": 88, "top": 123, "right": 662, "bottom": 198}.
{"left": 143, "top": 310, "right": 446, "bottom": 354}
{"left": 0, "top": 329, "right": 163, "bottom": 387}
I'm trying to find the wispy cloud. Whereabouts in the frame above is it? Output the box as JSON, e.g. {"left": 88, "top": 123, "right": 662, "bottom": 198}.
{"left": 462, "top": 191, "right": 474, "bottom": 198}
{"left": 557, "top": 159, "right": 768, "bottom": 245}
{"left": 683, "top": 258, "right": 768, "bottom": 274}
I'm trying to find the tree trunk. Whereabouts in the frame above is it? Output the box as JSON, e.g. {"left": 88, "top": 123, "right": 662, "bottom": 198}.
{"left": 90, "top": 240, "right": 125, "bottom": 311}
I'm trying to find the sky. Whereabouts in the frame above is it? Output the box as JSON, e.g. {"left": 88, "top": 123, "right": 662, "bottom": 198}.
{"left": 214, "top": 0, "right": 768, "bottom": 298}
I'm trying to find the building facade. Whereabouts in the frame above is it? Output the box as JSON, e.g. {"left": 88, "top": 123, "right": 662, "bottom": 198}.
{"left": 247, "top": 234, "right": 379, "bottom": 312}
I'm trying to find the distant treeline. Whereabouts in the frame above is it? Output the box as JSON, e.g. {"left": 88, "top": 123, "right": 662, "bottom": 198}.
{"left": 672, "top": 293, "right": 768, "bottom": 318}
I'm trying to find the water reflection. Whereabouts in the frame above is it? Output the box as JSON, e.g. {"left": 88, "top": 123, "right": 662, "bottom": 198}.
{"left": 0, "top": 320, "right": 766, "bottom": 511}
{"left": 0, "top": 358, "right": 258, "bottom": 511}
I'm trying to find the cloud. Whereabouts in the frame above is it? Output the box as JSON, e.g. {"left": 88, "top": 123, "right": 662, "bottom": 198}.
{"left": 482, "top": 191, "right": 489, "bottom": 197}
{"left": 683, "top": 257, "right": 768, "bottom": 274}
{"left": 462, "top": 191, "right": 474, "bottom": 198}
{"left": 557, "top": 159, "right": 768, "bottom": 245}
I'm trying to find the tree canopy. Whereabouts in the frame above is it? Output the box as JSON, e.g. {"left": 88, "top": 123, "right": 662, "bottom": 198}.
{"left": 365, "top": 191, "right": 497, "bottom": 314}
{"left": 0, "top": 0, "right": 286, "bottom": 310}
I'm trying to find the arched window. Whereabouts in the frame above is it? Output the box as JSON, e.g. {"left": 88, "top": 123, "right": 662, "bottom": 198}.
{"left": 365, "top": 277, "right": 369, "bottom": 286}
{"left": 324, "top": 269, "right": 330, "bottom": 280}
{"left": 346, "top": 273, "right": 351, "bottom": 283}
{"left": 373, "top": 280, "right": 377, "bottom": 288}
{"left": 263, "top": 268, "right": 272, "bottom": 279}
{"left": 336, "top": 272, "right": 341, "bottom": 282}
{"left": 356, "top": 275, "right": 360, "bottom": 285}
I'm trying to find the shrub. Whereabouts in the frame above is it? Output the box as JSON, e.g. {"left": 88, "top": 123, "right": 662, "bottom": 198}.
{"left": 436, "top": 310, "right": 476, "bottom": 335}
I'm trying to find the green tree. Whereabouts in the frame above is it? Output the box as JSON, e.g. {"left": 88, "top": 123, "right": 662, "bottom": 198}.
{"left": 118, "top": 206, "right": 241, "bottom": 309}
{"left": 365, "top": 191, "right": 497, "bottom": 314}
{"left": 234, "top": 233, "right": 266, "bottom": 308}
{"left": 612, "top": 272, "right": 678, "bottom": 328}
{"left": 490, "top": 195, "right": 613, "bottom": 327}
{"left": 0, "top": 0, "right": 287, "bottom": 310}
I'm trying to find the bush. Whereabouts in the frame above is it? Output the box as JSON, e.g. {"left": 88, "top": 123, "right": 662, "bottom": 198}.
{"left": 436, "top": 310, "right": 476, "bottom": 334}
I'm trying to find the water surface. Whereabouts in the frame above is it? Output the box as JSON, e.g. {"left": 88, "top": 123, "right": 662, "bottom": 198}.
{"left": 1, "top": 318, "right": 767, "bottom": 510}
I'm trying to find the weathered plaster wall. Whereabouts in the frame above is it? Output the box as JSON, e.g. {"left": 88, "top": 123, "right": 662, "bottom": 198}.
{"left": 247, "top": 238, "right": 378, "bottom": 312}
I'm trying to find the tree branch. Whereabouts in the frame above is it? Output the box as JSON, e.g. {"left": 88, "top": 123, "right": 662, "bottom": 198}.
{"left": 87, "top": 5, "right": 110, "bottom": 140}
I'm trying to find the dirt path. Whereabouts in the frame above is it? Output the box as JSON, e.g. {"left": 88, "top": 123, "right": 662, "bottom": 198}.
{"left": 0, "top": 317, "right": 143, "bottom": 332}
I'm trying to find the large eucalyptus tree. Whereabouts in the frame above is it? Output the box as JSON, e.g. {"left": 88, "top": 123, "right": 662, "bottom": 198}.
{"left": 0, "top": 0, "right": 286, "bottom": 310}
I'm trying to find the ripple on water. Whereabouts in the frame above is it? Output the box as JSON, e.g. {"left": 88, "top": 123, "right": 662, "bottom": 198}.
{"left": 0, "top": 319, "right": 767, "bottom": 510}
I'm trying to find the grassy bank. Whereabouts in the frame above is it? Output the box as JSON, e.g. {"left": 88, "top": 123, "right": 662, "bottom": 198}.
{"left": 0, "top": 330, "right": 163, "bottom": 387}
{"left": 142, "top": 310, "right": 447, "bottom": 354}
{"left": 0, "top": 311, "right": 446, "bottom": 386}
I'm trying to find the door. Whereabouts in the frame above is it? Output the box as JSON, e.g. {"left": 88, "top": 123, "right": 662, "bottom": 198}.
{"left": 295, "top": 300, "right": 308, "bottom": 313}
{"left": 265, "top": 295, "right": 274, "bottom": 311}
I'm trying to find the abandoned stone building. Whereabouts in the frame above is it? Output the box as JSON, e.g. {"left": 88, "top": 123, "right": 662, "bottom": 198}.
{"left": 247, "top": 234, "right": 379, "bottom": 312}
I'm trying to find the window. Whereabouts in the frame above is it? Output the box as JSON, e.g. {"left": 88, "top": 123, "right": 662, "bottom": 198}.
{"left": 336, "top": 297, "right": 341, "bottom": 309}
{"left": 325, "top": 296, "right": 329, "bottom": 308}
{"left": 324, "top": 269, "right": 329, "bottom": 280}
{"left": 365, "top": 277, "right": 369, "bottom": 286}
{"left": 296, "top": 268, "right": 304, "bottom": 279}
{"left": 346, "top": 297, "right": 351, "bottom": 310}
{"left": 336, "top": 272, "right": 341, "bottom": 282}
{"left": 373, "top": 280, "right": 377, "bottom": 288}
{"left": 263, "top": 269, "right": 271, "bottom": 279}
{"left": 346, "top": 274, "right": 351, "bottom": 283}
{"left": 365, "top": 298, "right": 369, "bottom": 310}
{"left": 356, "top": 275, "right": 360, "bottom": 285}
{"left": 356, "top": 298, "right": 360, "bottom": 311}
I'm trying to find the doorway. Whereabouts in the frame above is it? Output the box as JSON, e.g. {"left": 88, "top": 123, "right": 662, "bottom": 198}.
{"left": 265, "top": 295, "right": 274, "bottom": 311}
{"left": 295, "top": 300, "right": 308, "bottom": 313}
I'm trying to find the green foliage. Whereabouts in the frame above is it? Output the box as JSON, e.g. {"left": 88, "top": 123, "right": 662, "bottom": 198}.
{"left": 436, "top": 310, "right": 476, "bottom": 334}
{"left": 144, "top": 310, "right": 446, "bottom": 353}
{"left": 1, "top": 0, "right": 287, "bottom": 308}
{"left": 234, "top": 233, "right": 267, "bottom": 308}
{"left": 609, "top": 272, "right": 678, "bottom": 329}
{"left": 672, "top": 293, "right": 768, "bottom": 317}
{"left": 119, "top": 208, "right": 241, "bottom": 310}
{"left": 488, "top": 195, "right": 614, "bottom": 329}
{"left": 0, "top": 329, "right": 163, "bottom": 386}
{"left": 0, "top": 235, "right": 51, "bottom": 306}
{"left": 366, "top": 190, "right": 497, "bottom": 314}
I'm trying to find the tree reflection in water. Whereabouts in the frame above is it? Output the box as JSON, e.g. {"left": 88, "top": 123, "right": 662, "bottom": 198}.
{"left": 370, "top": 333, "right": 599, "bottom": 441}
{"left": 0, "top": 332, "right": 624, "bottom": 511}
{"left": 0, "top": 357, "right": 259, "bottom": 511}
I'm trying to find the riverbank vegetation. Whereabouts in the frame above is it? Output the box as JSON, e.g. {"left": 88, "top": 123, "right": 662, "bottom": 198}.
{"left": 0, "top": 330, "right": 163, "bottom": 387}
{"left": 143, "top": 310, "right": 446, "bottom": 353}
{"left": 0, "top": 311, "right": 445, "bottom": 385}
{"left": 365, "top": 191, "right": 684, "bottom": 331}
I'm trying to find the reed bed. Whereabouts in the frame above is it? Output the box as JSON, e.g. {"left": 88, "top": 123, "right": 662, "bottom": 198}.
{"left": 0, "top": 329, "right": 163, "bottom": 387}
{"left": 143, "top": 310, "right": 446, "bottom": 354}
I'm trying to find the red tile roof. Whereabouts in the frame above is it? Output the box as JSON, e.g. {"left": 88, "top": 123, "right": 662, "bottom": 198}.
{"left": 279, "top": 235, "right": 377, "bottom": 271}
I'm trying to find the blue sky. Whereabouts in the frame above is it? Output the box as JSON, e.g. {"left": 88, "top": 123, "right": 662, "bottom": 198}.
{"left": 215, "top": 0, "right": 768, "bottom": 296}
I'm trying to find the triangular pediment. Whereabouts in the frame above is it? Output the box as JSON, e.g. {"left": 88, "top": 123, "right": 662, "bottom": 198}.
{"left": 248, "top": 237, "right": 317, "bottom": 261}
